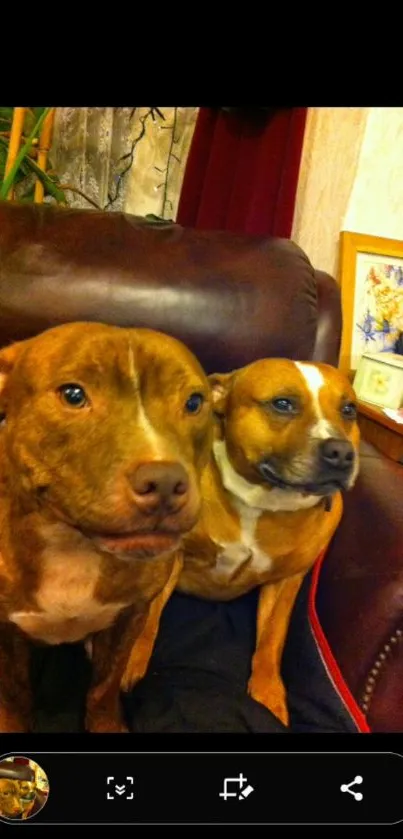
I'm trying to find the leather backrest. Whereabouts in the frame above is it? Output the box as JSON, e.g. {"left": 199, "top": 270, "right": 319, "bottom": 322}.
{"left": 0, "top": 202, "right": 341, "bottom": 370}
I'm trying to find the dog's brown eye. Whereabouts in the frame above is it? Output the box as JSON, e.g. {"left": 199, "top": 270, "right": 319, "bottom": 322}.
{"left": 341, "top": 402, "right": 357, "bottom": 419}
{"left": 59, "top": 384, "right": 88, "bottom": 408}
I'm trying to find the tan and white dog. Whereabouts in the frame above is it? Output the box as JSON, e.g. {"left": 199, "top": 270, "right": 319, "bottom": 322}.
{"left": 126, "top": 358, "right": 360, "bottom": 725}
{"left": 0, "top": 322, "right": 213, "bottom": 732}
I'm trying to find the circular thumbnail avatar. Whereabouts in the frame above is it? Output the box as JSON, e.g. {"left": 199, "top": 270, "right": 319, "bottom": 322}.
{"left": 0, "top": 756, "right": 49, "bottom": 820}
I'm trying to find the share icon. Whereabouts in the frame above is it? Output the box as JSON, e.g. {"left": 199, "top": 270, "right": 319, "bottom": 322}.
{"left": 340, "top": 775, "right": 363, "bottom": 801}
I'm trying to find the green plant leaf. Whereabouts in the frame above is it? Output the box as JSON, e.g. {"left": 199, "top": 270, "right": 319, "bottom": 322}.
{"left": 0, "top": 107, "right": 14, "bottom": 125}
{"left": 0, "top": 132, "right": 65, "bottom": 202}
{"left": 0, "top": 107, "right": 50, "bottom": 200}
{"left": 24, "top": 107, "right": 47, "bottom": 137}
{"left": 0, "top": 136, "right": 33, "bottom": 184}
{"left": 23, "top": 155, "right": 66, "bottom": 202}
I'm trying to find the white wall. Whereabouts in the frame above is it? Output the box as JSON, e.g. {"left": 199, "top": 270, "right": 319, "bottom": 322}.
{"left": 344, "top": 107, "right": 403, "bottom": 240}
{"left": 292, "top": 107, "right": 403, "bottom": 279}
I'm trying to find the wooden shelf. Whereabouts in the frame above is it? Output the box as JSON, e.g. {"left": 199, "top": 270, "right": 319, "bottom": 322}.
{"left": 357, "top": 400, "right": 403, "bottom": 463}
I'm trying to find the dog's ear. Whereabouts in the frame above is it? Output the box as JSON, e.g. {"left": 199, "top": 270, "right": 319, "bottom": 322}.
{"left": 208, "top": 372, "right": 235, "bottom": 417}
{"left": 0, "top": 341, "right": 25, "bottom": 396}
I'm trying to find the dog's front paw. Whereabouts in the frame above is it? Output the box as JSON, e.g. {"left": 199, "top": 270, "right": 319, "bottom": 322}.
{"left": 252, "top": 689, "right": 289, "bottom": 727}
{"left": 85, "top": 713, "right": 129, "bottom": 734}
{"left": 248, "top": 674, "right": 290, "bottom": 727}
{"left": 268, "top": 694, "right": 289, "bottom": 727}
{"left": 0, "top": 709, "right": 31, "bottom": 733}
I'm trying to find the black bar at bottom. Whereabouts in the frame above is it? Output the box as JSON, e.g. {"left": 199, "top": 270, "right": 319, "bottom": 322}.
{"left": 0, "top": 752, "right": 402, "bottom": 825}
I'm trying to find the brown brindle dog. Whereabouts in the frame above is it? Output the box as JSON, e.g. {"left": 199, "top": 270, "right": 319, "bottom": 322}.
{"left": 125, "top": 359, "right": 360, "bottom": 725}
{"left": 0, "top": 778, "right": 24, "bottom": 819}
{"left": 0, "top": 322, "right": 212, "bottom": 733}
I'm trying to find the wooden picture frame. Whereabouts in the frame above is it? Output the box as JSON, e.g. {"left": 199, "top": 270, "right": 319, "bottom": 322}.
{"left": 339, "top": 231, "right": 403, "bottom": 373}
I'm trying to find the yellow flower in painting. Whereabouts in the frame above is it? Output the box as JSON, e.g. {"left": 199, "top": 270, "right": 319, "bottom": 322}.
{"left": 373, "top": 286, "right": 400, "bottom": 320}
{"left": 368, "top": 370, "right": 390, "bottom": 396}
{"left": 365, "top": 263, "right": 403, "bottom": 336}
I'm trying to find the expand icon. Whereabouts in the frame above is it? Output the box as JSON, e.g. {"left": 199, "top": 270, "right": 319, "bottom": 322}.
{"left": 106, "top": 777, "right": 134, "bottom": 800}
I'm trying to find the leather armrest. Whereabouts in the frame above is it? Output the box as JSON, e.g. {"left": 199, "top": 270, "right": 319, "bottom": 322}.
{"left": 316, "top": 442, "right": 403, "bottom": 731}
{"left": 312, "top": 270, "right": 342, "bottom": 367}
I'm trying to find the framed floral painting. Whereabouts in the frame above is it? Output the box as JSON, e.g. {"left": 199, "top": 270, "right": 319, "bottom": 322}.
{"left": 339, "top": 231, "right": 403, "bottom": 373}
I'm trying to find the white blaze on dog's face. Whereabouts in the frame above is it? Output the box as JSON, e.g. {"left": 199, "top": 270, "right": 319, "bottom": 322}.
{"left": 0, "top": 323, "right": 213, "bottom": 558}
{"left": 210, "top": 359, "right": 360, "bottom": 510}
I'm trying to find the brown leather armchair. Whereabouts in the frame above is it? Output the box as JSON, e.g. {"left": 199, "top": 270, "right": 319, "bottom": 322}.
{"left": 0, "top": 201, "right": 402, "bottom": 733}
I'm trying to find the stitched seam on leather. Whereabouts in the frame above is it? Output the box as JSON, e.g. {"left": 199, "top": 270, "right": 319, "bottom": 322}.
{"left": 359, "top": 627, "right": 403, "bottom": 713}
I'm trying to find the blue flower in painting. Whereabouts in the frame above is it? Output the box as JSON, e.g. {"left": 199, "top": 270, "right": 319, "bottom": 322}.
{"left": 378, "top": 318, "right": 391, "bottom": 335}
{"left": 375, "top": 318, "right": 400, "bottom": 350}
{"left": 394, "top": 267, "right": 403, "bottom": 286}
{"left": 376, "top": 318, "right": 395, "bottom": 349}
{"left": 382, "top": 264, "right": 403, "bottom": 285}
{"left": 356, "top": 310, "right": 377, "bottom": 344}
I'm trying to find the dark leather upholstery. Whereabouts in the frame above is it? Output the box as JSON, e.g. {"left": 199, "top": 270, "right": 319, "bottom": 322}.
{"left": 0, "top": 200, "right": 402, "bottom": 732}
{"left": 0, "top": 202, "right": 319, "bottom": 370}
{"left": 0, "top": 760, "right": 33, "bottom": 781}
{"left": 311, "top": 270, "right": 342, "bottom": 367}
{"left": 317, "top": 441, "right": 403, "bottom": 731}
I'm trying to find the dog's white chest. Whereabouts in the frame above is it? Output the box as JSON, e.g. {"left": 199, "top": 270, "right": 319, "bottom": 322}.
{"left": 9, "top": 550, "right": 126, "bottom": 645}
{"left": 214, "top": 504, "right": 272, "bottom": 580}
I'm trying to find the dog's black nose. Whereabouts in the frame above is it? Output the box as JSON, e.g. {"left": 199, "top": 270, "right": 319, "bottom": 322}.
{"left": 320, "top": 438, "right": 355, "bottom": 470}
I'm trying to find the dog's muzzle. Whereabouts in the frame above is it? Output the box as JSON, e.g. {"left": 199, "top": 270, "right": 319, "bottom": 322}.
{"left": 258, "top": 437, "right": 356, "bottom": 495}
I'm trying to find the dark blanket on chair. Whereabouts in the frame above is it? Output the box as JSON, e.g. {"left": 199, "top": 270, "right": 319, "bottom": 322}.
{"left": 29, "top": 576, "right": 360, "bottom": 734}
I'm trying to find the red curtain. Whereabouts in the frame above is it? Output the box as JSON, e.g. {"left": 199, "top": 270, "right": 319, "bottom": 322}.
{"left": 177, "top": 107, "right": 307, "bottom": 237}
